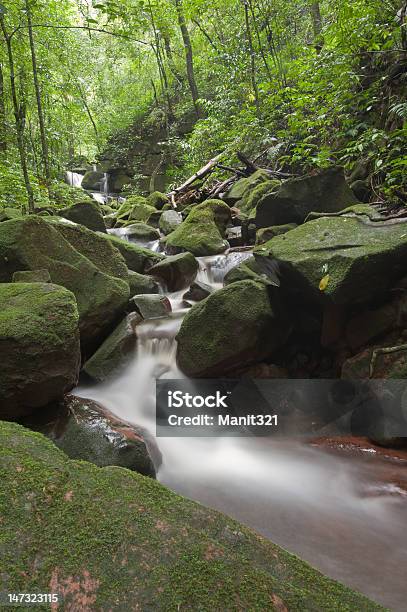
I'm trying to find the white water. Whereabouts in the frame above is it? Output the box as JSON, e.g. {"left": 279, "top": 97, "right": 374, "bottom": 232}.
{"left": 74, "top": 210, "right": 407, "bottom": 610}
{"left": 66, "top": 171, "right": 84, "bottom": 188}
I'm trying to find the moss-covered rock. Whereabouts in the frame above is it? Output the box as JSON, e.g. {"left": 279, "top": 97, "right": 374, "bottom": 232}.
{"left": 101, "top": 232, "right": 164, "bottom": 272}
{"left": 0, "top": 283, "right": 80, "bottom": 419}
{"left": 12, "top": 269, "right": 51, "bottom": 283}
{"left": 131, "top": 294, "right": 172, "bottom": 319}
{"left": 257, "top": 215, "right": 407, "bottom": 305}
{"left": 256, "top": 224, "right": 297, "bottom": 245}
{"left": 224, "top": 256, "right": 272, "bottom": 286}
{"left": 176, "top": 280, "right": 288, "bottom": 376}
{"left": 0, "top": 206, "right": 23, "bottom": 222}
{"left": 239, "top": 178, "right": 281, "bottom": 215}
{"left": 126, "top": 196, "right": 157, "bottom": 223}
{"left": 159, "top": 210, "right": 183, "bottom": 235}
{"left": 0, "top": 217, "right": 129, "bottom": 350}
{"left": 60, "top": 200, "right": 107, "bottom": 233}
{"left": 124, "top": 222, "right": 160, "bottom": 242}
{"left": 0, "top": 420, "right": 381, "bottom": 611}
{"left": 128, "top": 270, "right": 161, "bottom": 296}
{"left": 147, "top": 191, "right": 169, "bottom": 209}
{"left": 165, "top": 199, "right": 231, "bottom": 256}
{"left": 223, "top": 169, "right": 271, "bottom": 205}
{"left": 22, "top": 395, "right": 158, "bottom": 476}
{"left": 149, "top": 252, "right": 199, "bottom": 291}
{"left": 255, "top": 167, "right": 359, "bottom": 228}
{"left": 51, "top": 182, "right": 94, "bottom": 209}
{"left": 81, "top": 169, "right": 104, "bottom": 191}
{"left": 82, "top": 313, "right": 141, "bottom": 381}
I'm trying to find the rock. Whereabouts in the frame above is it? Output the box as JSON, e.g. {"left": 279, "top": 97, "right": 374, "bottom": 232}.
{"left": 159, "top": 210, "right": 183, "bottom": 234}
{"left": 147, "top": 191, "right": 169, "bottom": 209}
{"left": 0, "top": 217, "right": 129, "bottom": 350}
{"left": 149, "top": 252, "right": 199, "bottom": 291}
{"left": 109, "top": 171, "right": 132, "bottom": 192}
{"left": 60, "top": 201, "right": 107, "bottom": 233}
{"left": 23, "top": 395, "right": 159, "bottom": 477}
{"left": 0, "top": 206, "right": 23, "bottom": 222}
{"left": 351, "top": 180, "right": 371, "bottom": 203}
{"left": 183, "top": 280, "right": 213, "bottom": 301}
{"left": 128, "top": 270, "right": 161, "bottom": 296}
{"left": 0, "top": 421, "right": 378, "bottom": 611}
{"left": 239, "top": 179, "right": 281, "bottom": 215}
{"left": 257, "top": 215, "right": 407, "bottom": 305}
{"left": 176, "top": 280, "right": 288, "bottom": 376}
{"left": 165, "top": 199, "right": 231, "bottom": 256}
{"left": 80, "top": 169, "right": 104, "bottom": 190}
{"left": 126, "top": 196, "right": 156, "bottom": 223}
{"left": 223, "top": 169, "right": 271, "bottom": 205}
{"left": 0, "top": 283, "right": 80, "bottom": 419}
{"left": 255, "top": 167, "right": 359, "bottom": 228}
{"left": 346, "top": 303, "right": 397, "bottom": 352}
{"left": 224, "top": 256, "right": 275, "bottom": 286}
{"left": 101, "top": 232, "right": 163, "bottom": 272}
{"left": 83, "top": 313, "right": 142, "bottom": 381}
{"left": 124, "top": 222, "right": 160, "bottom": 242}
{"left": 131, "top": 294, "right": 172, "bottom": 319}
{"left": 240, "top": 363, "right": 289, "bottom": 378}
{"left": 147, "top": 210, "right": 163, "bottom": 228}
{"left": 12, "top": 269, "right": 51, "bottom": 283}
{"left": 342, "top": 344, "right": 407, "bottom": 379}
{"left": 256, "top": 224, "right": 297, "bottom": 245}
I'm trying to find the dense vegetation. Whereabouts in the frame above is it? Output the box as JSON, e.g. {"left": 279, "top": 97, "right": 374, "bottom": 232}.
{"left": 0, "top": 1, "right": 406, "bottom": 206}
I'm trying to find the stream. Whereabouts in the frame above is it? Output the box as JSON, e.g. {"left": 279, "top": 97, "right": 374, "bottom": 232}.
{"left": 71, "top": 172, "right": 407, "bottom": 611}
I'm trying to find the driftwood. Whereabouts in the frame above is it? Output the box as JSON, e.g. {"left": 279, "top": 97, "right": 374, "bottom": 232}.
{"left": 168, "top": 153, "right": 225, "bottom": 207}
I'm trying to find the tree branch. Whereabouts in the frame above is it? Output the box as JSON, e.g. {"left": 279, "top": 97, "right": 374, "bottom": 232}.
{"left": 9, "top": 24, "right": 149, "bottom": 45}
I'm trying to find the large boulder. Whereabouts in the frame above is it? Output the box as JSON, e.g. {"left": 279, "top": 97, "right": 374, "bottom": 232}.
{"left": 255, "top": 167, "right": 359, "bottom": 228}
{"left": 176, "top": 280, "right": 288, "bottom": 376}
{"left": 83, "top": 313, "right": 141, "bottom": 381}
{"left": 256, "top": 224, "right": 297, "bottom": 245}
{"left": 80, "top": 169, "right": 104, "bottom": 190}
{"left": 148, "top": 252, "right": 199, "bottom": 291}
{"left": 23, "top": 395, "right": 158, "bottom": 477}
{"left": 124, "top": 223, "right": 160, "bottom": 242}
{"left": 126, "top": 196, "right": 156, "bottom": 223}
{"left": 0, "top": 283, "right": 80, "bottom": 419}
{"left": 101, "top": 232, "right": 163, "bottom": 272}
{"left": 128, "top": 270, "right": 161, "bottom": 296}
{"left": 223, "top": 169, "right": 271, "bottom": 205}
{"left": 257, "top": 215, "right": 407, "bottom": 305}
{"left": 146, "top": 190, "right": 169, "bottom": 209}
{"left": 60, "top": 201, "right": 107, "bottom": 233}
{"left": 165, "top": 199, "right": 231, "bottom": 256}
{"left": 0, "top": 217, "right": 130, "bottom": 350}
{"left": 159, "top": 210, "right": 183, "bottom": 235}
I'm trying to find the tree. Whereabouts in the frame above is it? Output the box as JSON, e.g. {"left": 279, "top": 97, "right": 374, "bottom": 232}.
{"left": 0, "top": 61, "right": 6, "bottom": 151}
{"left": 174, "top": 0, "right": 202, "bottom": 118}
{"left": 310, "top": 1, "right": 324, "bottom": 53}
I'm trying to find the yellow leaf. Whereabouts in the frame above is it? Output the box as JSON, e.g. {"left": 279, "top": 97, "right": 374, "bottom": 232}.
{"left": 319, "top": 274, "right": 330, "bottom": 291}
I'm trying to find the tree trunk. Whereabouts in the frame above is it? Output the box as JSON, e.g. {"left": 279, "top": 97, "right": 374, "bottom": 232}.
{"left": 25, "top": 0, "right": 51, "bottom": 191}
{"left": 174, "top": 0, "right": 203, "bottom": 119}
{"left": 243, "top": 0, "right": 260, "bottom": 114}
{"left": 0, "top": 17, "right": 35, "bottom": 213}
{"left": 310, "top": 2, "right": 324, "bottom": 53}
{"left": 0, "top": 63, "right": 6, "bottom": 151}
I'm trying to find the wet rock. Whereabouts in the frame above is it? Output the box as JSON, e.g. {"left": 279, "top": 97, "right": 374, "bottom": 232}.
{"left": 238, "top": 179, "right": 281, "bottom": 215}
{"left": 159, "top": 210, "right": 183, "bottom": 235}
{"left": 12, "top": 269, "right": 51, "bottom": 283}
{"left": 148, "top": 252, "right": 199, "bottom": 291}
{"left": 23, "top": 395, "right": 159, "bottom": 476}
{"left": 81, "top": 169, "right": 104, "bottom": 190}
{"left": 128, "top": 270, "right": 161, "bottom": 296}
{"left": 0, "top": 283, "right": 80, "bottom": 419}
{"left": 124, "top": 222, "right": 160, "bottom": 242}
{"left": 131, "top": 294, "right": 172, "bottom": 319}
{"left": 101, "top": 232, "right": 163, "bottom": 272}
{"left": 176, "top": 280, "right": 289, "bottom": 376}
{"left": 183, "top": 280, "right": 213, "bottom": 301}
{"left": 165, "top": 199, "right": 231, "bottom": 256}
{"left": 0, "top": 420, "right": 378, "bottom": 611}
{"left": 257, "top": 215, "right": 407, "bottom": 305}
{"left": 255, "top": 167, "right": 358, "bottom": 228}
{"left": 83, "top": 313, "right": 142, "bottom": 382}
{"left": 223, "top": 169, "right": 271, "bottom": 205}
{"left": 224, "top": 256, "right": 275, "bottom": 286}
{"left": 0, "top": 217, "right": 129, "bottom": 351}
{"left": 60, "top": 200, "right": 107, "bottom": 233}
{"left": 147, "top": 210, "right": 163, "bottom": 228}
{"left": 346, "top": 303, "right": 397, "bottom": 352}
{"left": 146, "top": 191, "right": 169, "bottom": 209}
{"left": 342, "top": 344, "right": 407, "bottom": 378}
{"left": 255, "top": 224, "right": 297, "bottom": 245}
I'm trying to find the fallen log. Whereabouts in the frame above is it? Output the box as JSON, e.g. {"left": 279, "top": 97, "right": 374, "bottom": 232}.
{"left": 168, "top": 153, "right": 225, "bottom": 206}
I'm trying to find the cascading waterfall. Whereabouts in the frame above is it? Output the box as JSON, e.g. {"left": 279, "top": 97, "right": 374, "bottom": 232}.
{"left": 74, "top": 210, "right": 407, "bottom": 611}
{"left": 66, "top": 171, "right": 84, "bottom": 188}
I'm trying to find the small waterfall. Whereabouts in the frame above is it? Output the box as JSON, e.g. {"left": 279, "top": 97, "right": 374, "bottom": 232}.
{"left": 197, "top": 251, "right": 253, "bottom": 286}
{"left": 101, "top": 172, "right": 109, "bottom": 203}
{"left": 66, "top": 171, "right": 84, "bottom": 188}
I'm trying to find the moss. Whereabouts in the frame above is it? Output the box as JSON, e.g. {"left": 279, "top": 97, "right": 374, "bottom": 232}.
{"left": 100, "top": 232, "right": 163, "bottom": 272}
{"left": 124, "top": 222, "right": 160, "bottom": 241}
{"left": 50, "top": 182, "right": 94, "bottom": 210}
{"left": 148, "top": 252, "right": 199, "bottom": 291}
{"left": 255, "top": 224, "right": 297, "bottom": 245}
{"left": 0, "top": 421, "right": 382, "bottom": 611}
{"left": 146, "top": 191, "right": 169, "bottom": 209}
{"left": 239, "top": 179, "right": 281, "bottom": 214}
{"left": 60, "top": 201, "right": 106, "bottom": 233}
{"left": 128, "top": 270, "right": 161, "bottom": 296}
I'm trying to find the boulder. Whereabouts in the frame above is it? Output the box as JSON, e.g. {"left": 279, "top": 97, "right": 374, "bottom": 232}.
{"left": 183, "top": 280, "right": 213, "bottom": 302}
{"left": 128, "top": 270, "right": 161, "bottom": 296}
{"left": 342, "top": 344, "right": 407, "bottom": 379}
{"left": 12, "top": 269, "right": 51, "bottom": 283}
{"left": 60, "top": 201, "right": 107, "bottom": 233}
{"left": 165, "top": 199, "right": 231, "bottom": 256}
{"left": 0, "top": 217, "right": 129, "bottom": 350}
{"left": 239, "top": 179, "right": 281, "bottom": 215}
{"left": 101, "top": 232, "right": 163, "bottom": 273}
{"left": 149, "top": 252, "right": 199, "bottom": 291}
{"left": 223, "top": 169, "right": 271, "bottom": 205}
{"left": 131, "top": 294, "right": 172, "bottom": 319}
{"left": 224, "top": 257, "right": 275, "bottom": 287}
{"left": 0, "top": 283, "right": 80, "bottom": 419}
{"left": 126, "top": 196, "right": 156, "bottom": 223}
{"left": 345, "top": 303, "right": 397, "bottom": 352}
{"left": 0, "top": 420, "right": 378, "bottom": 611}
{"left": 256, "top": 224, "right": 297, "bottom": 245}
{"left": 176, "top": 280, "right": 288, "bottom": 376}
{"left": 23, "top": 395, "right": 158, "bottom": 477}
{"left": 147, "top": 209, "right": 163, "bottom": 228}
{"left": 81, "top": 169, "right": 104, "bottom": 191}
{"left": 255, "top": 167, "right": 359, "bottom": 228}
{"left": 257, "top": 215, "right": 407, "bottom": 305}
{"left": 0, "top": 206, "right": 23, "bottom": 222}
{"left": 83, "top": 313, "right": 141, "bottom": 381}
{"left": 124, "top": 223, "right": 160, "bottom": 242}
{"left": 147, "top": 191, "right": 169, "bottom": 209}
{"left": 159, "top": 210, "right": 183, "bottom": 235}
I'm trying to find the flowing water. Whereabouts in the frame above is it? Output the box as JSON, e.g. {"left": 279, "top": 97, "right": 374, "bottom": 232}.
{"left": 75, "top": 199, "right": 407, "bottom": 610}
{"left": 66, "top": 171, "right": 84, "bottom": 188}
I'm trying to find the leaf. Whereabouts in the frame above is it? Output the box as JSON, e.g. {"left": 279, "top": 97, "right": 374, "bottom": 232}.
{"left": 319, "top": 274, "right": 330, "bottom": 292}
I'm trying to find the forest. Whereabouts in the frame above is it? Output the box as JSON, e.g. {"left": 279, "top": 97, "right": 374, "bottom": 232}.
{"left": 0, "top": 1, "right": 407, "bottom": 611}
